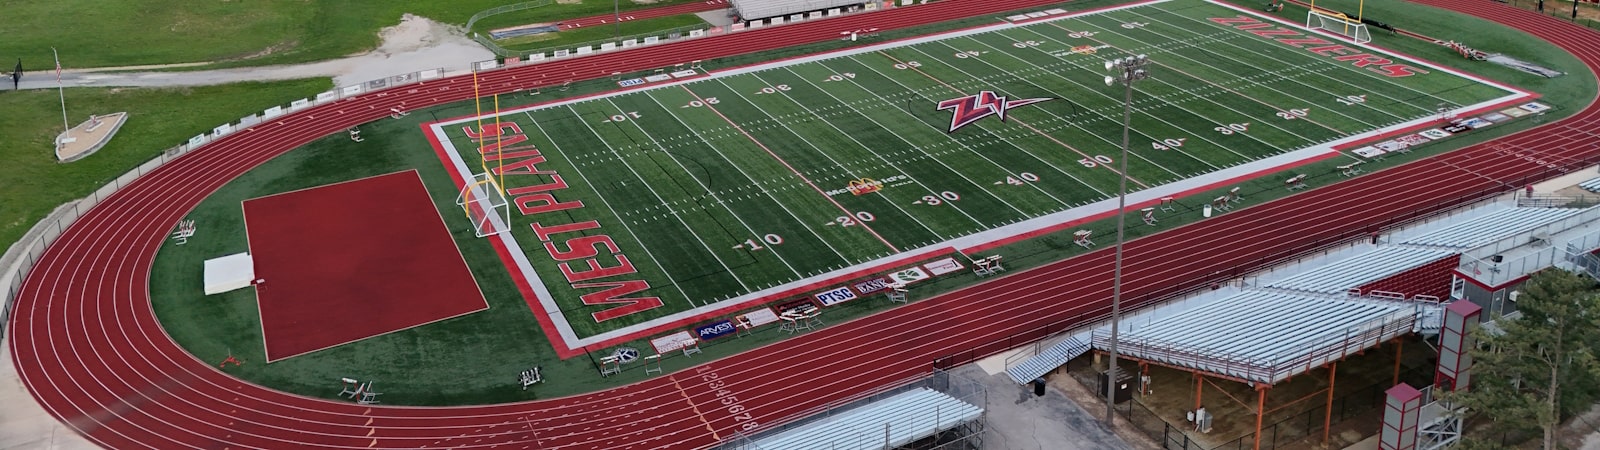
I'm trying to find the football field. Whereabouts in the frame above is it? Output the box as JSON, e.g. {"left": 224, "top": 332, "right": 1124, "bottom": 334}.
{"left": 426, "top": 0, "right": 1525, "bottom": 349}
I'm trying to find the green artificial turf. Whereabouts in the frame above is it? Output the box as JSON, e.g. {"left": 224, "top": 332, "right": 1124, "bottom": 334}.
{"left": 143, "top": 0, "right": 1596, "bottom": 406}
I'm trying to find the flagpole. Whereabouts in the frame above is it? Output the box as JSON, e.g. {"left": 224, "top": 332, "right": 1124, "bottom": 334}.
{"left": 52, "top": 47, "right": 68, "bottom": 137}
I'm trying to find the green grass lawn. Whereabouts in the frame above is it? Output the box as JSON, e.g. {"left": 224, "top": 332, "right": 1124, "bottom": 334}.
{"left": 0, "top": 79, "right": 332, "bottom": 256}
{"left": 143, "top": 0, "right": 1595, "bottom": 407}
{"left": 0, "top": 0, "right": 701, "bottom": 69}
{"left": 493, "top": 13, "right": 709, "bottom": 53}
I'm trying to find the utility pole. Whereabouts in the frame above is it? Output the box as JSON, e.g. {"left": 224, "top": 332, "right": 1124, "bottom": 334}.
{"left": 1101, "top": 53, "right": 1151, "bottom": 426}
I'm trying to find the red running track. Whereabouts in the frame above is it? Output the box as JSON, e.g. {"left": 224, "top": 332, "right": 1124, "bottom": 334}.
{"left": 558, "top": 0, "right": 728, "bottom": 30}
{"left": 8, "top": 1, "right": 1600, "bottom": 449}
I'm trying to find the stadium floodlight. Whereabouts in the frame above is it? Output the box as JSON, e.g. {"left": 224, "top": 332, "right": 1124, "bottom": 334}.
{"left": 1101, "top": 53, "right": 1152, "bottom": 427}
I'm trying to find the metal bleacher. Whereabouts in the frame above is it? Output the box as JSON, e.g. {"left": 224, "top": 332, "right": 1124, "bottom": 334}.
{"left": 1579, "top": 176, "right": 1600, "bottom": 193}
{"left": 1005, "top": 336, "right": 1090, "bottom": 384}
{"left": 1398, "top": 207, "right": 1583, "bottom": 249}
{"left": 729, "top": 0, "right": 862, "bottom": 21}
{"left": 1093, "top": 291, "right": 1415, "bottom": 384}
{"left": 748, "top": 387, "right": 984, "bottom": 450}
{"left": 1265, "top": 246, "right": 1456, "bottom": 296}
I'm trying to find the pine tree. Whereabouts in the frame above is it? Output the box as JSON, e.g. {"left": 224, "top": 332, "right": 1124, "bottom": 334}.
{"left": 1446, "top": 269, "right": 1600, "bottom": 450}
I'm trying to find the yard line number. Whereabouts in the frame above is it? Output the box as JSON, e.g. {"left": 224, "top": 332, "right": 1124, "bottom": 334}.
{"left": 1214, "top": 123, "right": 1250, "bottom": 135}
{"left": 834, "top": 211, "right": 877, "bottom": 227}
{"left": 603, "top": 111, "right": 643, "bottom": 123}
{"left": 736, "top": 234, "right": 785, "bottom": 250}
{"left": 754, "top": 85, "right": 792, "bottom": 95}
{"left": 1013, "top": 40, "right": 1043, "bottom": 48}
{"left": 822, "top": 73, "right": 857, "bottom": 82}
{"left": 953, "top": 50, "right": 983, "bottom": 59}
{"left": 1335, "top": 94, "right": 1367, "bottom": 106}
{"left": 893, "top": 61, "right": 924, "bottom": 70}
{"left": 683, "top": 97, "right": 721, "bottom": 108}
{"left": 1000, "top": 172, "right": 1041, "bottom": 185}
{"left": 1078, "top": 155, "right": 1115, "bottom": 167}
{"left": 916, "top": 191, "right": 962, "bottom": 206}
{"left": 696, "top": 366, "right": 759, "bottom": 431}
{"left": 1276, "top": 108, "right": 1310, "bottom": 120}
{"left": 1151, "top": 138, "right": 1187, "bottom": 151}
{"left": 1067, "top": 31, "right": 1097, "bottom": 38}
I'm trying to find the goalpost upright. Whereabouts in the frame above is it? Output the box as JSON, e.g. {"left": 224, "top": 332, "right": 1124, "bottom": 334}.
{"left": 461, "top": 67, "right": 510, "bottom": 237}
{"left": 1306, "top": 0, "right": 1372, "bottom": 44}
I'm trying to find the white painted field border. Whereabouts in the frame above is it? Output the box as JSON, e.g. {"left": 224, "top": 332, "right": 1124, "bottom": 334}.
{"left": 683, "top": 80, "right": 958, "bottom": 239}
{"left": 428, "top": 0, "right": 1180, "bottom": 131}
{"left": 1107, "top": 12, "right": 1420, "bottom": 120}
{"left": 1050, "top": 17, "right": 1380, "bottom": 134}
{"left": 852, "top": 49, "right": 1174, "bottom": 185}
{"left": 933, "top": 37, "right": 1238, "bottom": 169}
{"left": 988, "top": 28, "right": 1318, "bottom": 160}
{"left": 614, "top": 95, "right": 855, "bottom": 276}
{"left": 424, "top": 0, "right": 1531, "bottom": 350}
{"left": 1007, "top": 25, "right": 1330, "bottom": 147}
{"left": 555, "top": 106, "right": 752, "bottom": 299}
{"left": 600, "top": 95, "right": 840, "bottom": 277}
{"left": 718, "top": 74, "right": 1028, "bottom": 225}
{"left": 766, "top": 66, "right": 1079, "bottom": 212}
{"left": 1113, "top": 8, "right": 1415, "bottom": 127}
{"left": 1203, "top": 0, "right": 1524, "bottom": 97}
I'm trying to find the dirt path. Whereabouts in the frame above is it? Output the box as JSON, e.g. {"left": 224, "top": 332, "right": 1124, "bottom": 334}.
{"left": 9, "top": 14, "right": 492, "bottom": 91}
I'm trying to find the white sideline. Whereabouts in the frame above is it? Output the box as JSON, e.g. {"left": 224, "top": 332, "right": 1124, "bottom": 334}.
{"left": 425, "top": 0, "right": 1533, "bottom": 351}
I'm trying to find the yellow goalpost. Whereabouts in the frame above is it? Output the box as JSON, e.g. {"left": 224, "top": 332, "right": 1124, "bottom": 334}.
{"left": 459, "top": 70, "right": 511, "bottom": 237}
{"left": 1306, "top": 0, "right": 1371, "bottom": 44}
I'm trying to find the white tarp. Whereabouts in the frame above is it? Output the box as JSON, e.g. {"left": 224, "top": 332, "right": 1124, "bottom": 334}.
{"left": 204, "top": 253, "right": 255, "bottom": 295}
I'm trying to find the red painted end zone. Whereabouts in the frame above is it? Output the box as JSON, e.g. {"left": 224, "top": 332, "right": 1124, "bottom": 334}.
{"left": 243, "top": 170, "right": 489, "bottom": 362}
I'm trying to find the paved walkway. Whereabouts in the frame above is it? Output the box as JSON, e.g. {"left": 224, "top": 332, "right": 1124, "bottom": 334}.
{"left": 0, "top": 334, "right": 95, "bottom": 450}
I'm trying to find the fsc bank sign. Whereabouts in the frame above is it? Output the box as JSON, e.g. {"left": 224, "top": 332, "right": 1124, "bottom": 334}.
{"left": 814, "top": 286, "right": 858, "bottom": 306}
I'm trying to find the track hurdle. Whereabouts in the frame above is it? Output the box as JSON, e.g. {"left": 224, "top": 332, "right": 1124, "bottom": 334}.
{"left": 1141, "top": 207, "right": 1157, "bottom": 225}
{"left": 1159, "top": 196, "right": 1177, "bottom": 212}
{"left": 1074, "top": 230, "right": 1095, "bottom": 248}
{"left": 973, "top": 255, "right": 1005, "bottom": 277}
{"left": 1285, "top": 174, "right": 1309, "bottom": 191}
{"left": 1227, "top": 186, "right": 1242, "bottom": 204}
{"left": 1212, "top": 196, "right": 1231, "bottom": 212}
{"left": 599, "top": 355, "right": 622, "bottom": 377}
{"left": 1339, "top": 162, "right": 1365, "bottom": 177}
{"left": 886, "top": 281, "right": 909, "bottom": 303}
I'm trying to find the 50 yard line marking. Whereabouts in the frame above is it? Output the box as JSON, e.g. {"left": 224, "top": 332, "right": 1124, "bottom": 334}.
{"left": 675, "top": 85, "right": 901, "bottom": 252}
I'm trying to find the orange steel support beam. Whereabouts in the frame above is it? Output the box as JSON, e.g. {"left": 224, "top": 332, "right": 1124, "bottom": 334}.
{"left": 1392, "top": 339, "right": 1404, "bottom": 386}
{"left": 1195, "top": 372, "right": 1204, "bottom": 412}
{"left": 1324, "top": 362, "right": 1338, "bottom": 444}
{"left": 1254, "top": 385, "right": 1270, "bottom": 450}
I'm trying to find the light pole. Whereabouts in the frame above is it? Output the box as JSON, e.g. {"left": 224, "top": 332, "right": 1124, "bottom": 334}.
{"left": 1101, "top": 53, "right": 1150, "bottom": 426}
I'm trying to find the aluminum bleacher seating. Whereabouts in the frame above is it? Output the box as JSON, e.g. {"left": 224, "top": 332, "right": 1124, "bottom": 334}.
{"left": 750, "top": 388, "right": 983, "bottom": 450}
{"left": 1266, "top": 247, "right": 1455, "bottom": 296}
{"left": 1005, "top": 336, "right": 1090, "bottom": 384}
{"left": 1398, "top": 207, "right": 1581, "bottom": 249}
{"left": 1581, "top": 176, "right": 1600, "bottom": 193}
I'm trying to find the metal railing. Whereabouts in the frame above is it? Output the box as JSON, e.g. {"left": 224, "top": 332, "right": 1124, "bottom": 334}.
{"left": 464, "top": 0, "right": 554, "bottom": 34}
{"left": 1090, "top": 310, "right": 1415, "bottom": 385}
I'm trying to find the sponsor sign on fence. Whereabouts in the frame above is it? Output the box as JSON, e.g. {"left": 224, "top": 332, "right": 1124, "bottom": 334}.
{"left": 694, "top": 319, "right": 738, "bottom": 341}
{"left": 814, "top": 286, "right": 859, "bottom": 306}
{"left": 854, "top": 277, "right": 890, "bottom": 294}
{"left": 645, "top": 74, "right": 673, "bottom": 82}
{"left": 212, "top": 123, "right": 234, "bottom": 137}
{"left": 554, "top": 50, "right": 570, "bottom": 58}
{"left": 263, "top": 106, "right": 285, "bottom": 119}
{"left": 289, "top": 98, "right": 312, "bottom": 111}
{"left": 651, "top": 330, "right": 695, "bottom": 353}
{"left": 576, "top": 46, "right": 593, "bottom": 55}
{"left": 924, "top": 257, "right": 964, "bottom": 276}
{"left": 738, "top": 308, "right": 780, "bottom": 327}
{"left": 341, "top": 85, "right": 362, "bottom": 96}
{"left": 618, "top": 78, "right": 646, "bottom": 87}
{"left": 623, "top": 39, "right": 639, "bottom": 48}
{"left": 529, "top": 53, "right": 546, "bottom": 62}
{"left": 891, "top": 267, "right": 931, "bottom": 284}
{"left": 671, "top": 70, "right": 699, "bottom": 78}
{"left": 777, "top": 298, "right": 816, "bottom": 313}
{"left": 601, "top": 43, "right": 616, "bottom": 51}
{"left": 644, "top": 36, "right": 660, "bottom": 45}
{"left": 315, "top": 91, "right": 338, "bottom": 104}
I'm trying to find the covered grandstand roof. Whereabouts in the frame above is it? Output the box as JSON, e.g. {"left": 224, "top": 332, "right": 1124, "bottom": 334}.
{"left": 730, "top": 0, "right": 862, "bottom": 21}
{"left": 1399, "top": 207, "right": 1583, "bottom": 249}
{"left": 750, "top": 387, "right": 983, "bottom": 449}
{"left": 1094, "top": 291, "right": 1415, "bottom": 385}
{"left": 1265, "top": 246, "right": 1455, "bottom": 296}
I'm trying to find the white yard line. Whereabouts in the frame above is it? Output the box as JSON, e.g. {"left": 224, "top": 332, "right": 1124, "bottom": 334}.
{"left": 735, "top": 73, "right": 1035, "bottom": 223}
{"left": 694, "top": 78, "right": 965, "bottom": 238}
{"left": 776, "top": 66, "right": 1086, "bottom": 210}
{"left": 851, "top": 51, "right": 1157, "bottom": 188}
{"left": 1074, "top": 15, "right": 1383, "bottom": 132}
{"left": 1001, "top": 26, "right": 1328, "bottom": 152}
{"left": 952, "top": 35, "right": 1257, "bottom": 166}
{"left": 1125, "top": 7, "right": 1452, "bottom": 117}
{"left": 540, "top": 109, "right": 747, "bottom": 299}
{"left": 606, "top": 95, "right": 853, "bottom": 273}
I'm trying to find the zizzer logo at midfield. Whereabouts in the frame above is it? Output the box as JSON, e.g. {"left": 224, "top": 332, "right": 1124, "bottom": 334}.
{"left": 936, "top": 91, "right": 1054, "bottom": 133}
